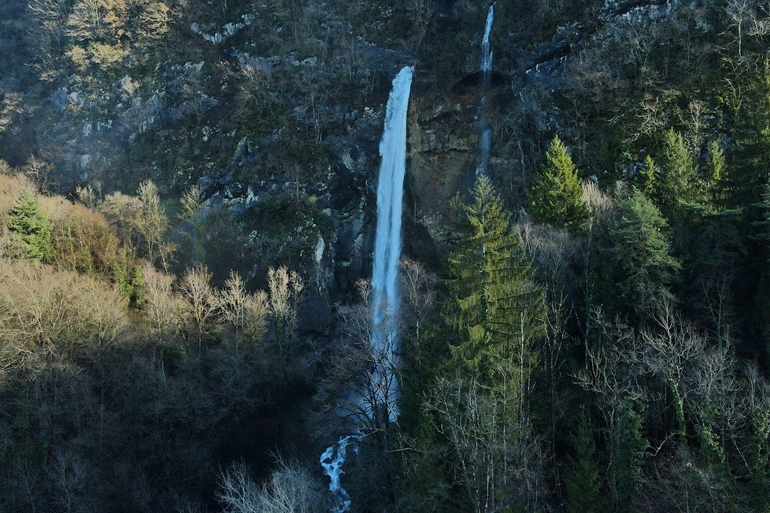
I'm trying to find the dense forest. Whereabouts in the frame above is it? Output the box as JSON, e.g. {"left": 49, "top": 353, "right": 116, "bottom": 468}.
{"left": 3, "top": 0, "right": 770, "bottom": 511}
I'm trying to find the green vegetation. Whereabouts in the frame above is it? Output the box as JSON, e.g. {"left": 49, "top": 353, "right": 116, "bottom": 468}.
{"left": 5, "top": 0, "right": 770, "bottom": 511}
{"left": 447, "top": 174, "right": 543, "bottom": 380}
{"left": 527, "top": 135, "right": 589, "bottom": 230}
{"left": 8, "top": 188, "right": 53, "bottom": 262}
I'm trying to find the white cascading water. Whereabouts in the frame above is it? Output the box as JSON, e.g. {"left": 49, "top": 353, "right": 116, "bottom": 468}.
{"left": 370, "top": 65, "right": 413, "bottom": 421}
{"left": 320, "top": 66, "right": 414, "bottom": 513}
{"left": 320, "top": 433, "right": 363, "bottom": 513}
{"left": 479, "top": 3, "right": 495, "bottom": 175}
{"left": 481, "top": 3, "right": 494, "bottom": 74}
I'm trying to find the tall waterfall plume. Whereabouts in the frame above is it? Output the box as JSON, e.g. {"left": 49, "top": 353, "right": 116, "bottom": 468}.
{"left": 320, "top": 66, "right": 414, "bottom": 513}
{"left": 370, "top": 65, "right": 413, "bottom": 421}
{"left": 478, "top": 3, "right": 495, "bottom": 175}
{"left": 481, "top": 3, "right": 494, "bottom": 74}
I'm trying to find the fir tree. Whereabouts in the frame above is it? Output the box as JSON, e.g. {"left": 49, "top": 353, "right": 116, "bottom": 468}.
{"left": 527, "top": 135, "right": 590, "bottom": 230}
{"left": 565, "top": 413, "right": 602, "bottom": 513}
{"left": 657, "top": 129, "right": 701, "bottom": 209}
{"left": 606, "top": 188, "right": 681, "bottom": 320}
{"left": 610, "top": 400, "right": 648, "bottom": 513}
{"left": 7, "top": 188, "right": 53, "bottom": 262}
{"left": 707, "top": 140, "right": 726, "bottom": 207}
{"left": 720, "top": 59, "right": 770, "bottom": 209}
{"left": 446, "top": 174, "right": 543, "bottom": 382}
{"left": 640, "top": 155, "right": 657, "bottom": 198}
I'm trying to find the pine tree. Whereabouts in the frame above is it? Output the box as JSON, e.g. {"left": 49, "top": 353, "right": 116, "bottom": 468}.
{"left": 446, "top": 174, "right": 543, "bottom": 381}
{"left": 640, "top": 155, "right": 657, "bottom": 198}
{"left": 527, "top": 135, "right": 590, "bottom": 230}
{"left": 7, "top": 188, "right": 53, "bottom": 262}
{"left": 707, "top": 140, "right": 727, "bottom": 207}
{"left": 565, "top": 413, "right": 602, "bottom": 513}
{"left": 606, "top": 188, "right": 681, "bottom": 320}
{"left": 657, "top": 129, "right": 701, "bottom": 209}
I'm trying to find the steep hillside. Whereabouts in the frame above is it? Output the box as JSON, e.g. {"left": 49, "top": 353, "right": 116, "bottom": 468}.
{"left": 5, "top": 0, "right": 770, "bottom": 511}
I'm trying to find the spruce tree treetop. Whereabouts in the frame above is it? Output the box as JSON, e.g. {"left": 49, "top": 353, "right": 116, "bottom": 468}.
{"left": 7, "top": 188, "right": 53, "bottom": 262}
{"left": 640, "top": 155, "right": 657, "bottom": 198}
{"left": 446, "top": 174, "right": 543, "bottom": 381}
{"left": 527, "top": 135, "right": 590, "bottom": 230}
{"left": 607, "top": 188, "right": 681, "bottom": 319}
{"left": 657, "top": 129, "right": 702, "bottom": 209}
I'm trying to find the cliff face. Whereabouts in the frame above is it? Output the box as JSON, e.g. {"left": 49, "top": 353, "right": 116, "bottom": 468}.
{"left": 0, "top": 0, "right": 710, "bottom": 306}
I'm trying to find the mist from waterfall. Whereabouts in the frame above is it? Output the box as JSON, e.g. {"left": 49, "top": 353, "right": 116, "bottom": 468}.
{"left": 320, "top": 66, "right": 413, "bottom": 513}
{"left": 479, "top": 3, "right": 494, "bottom": 175}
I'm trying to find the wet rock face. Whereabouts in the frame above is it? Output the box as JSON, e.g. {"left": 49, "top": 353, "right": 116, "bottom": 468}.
{"left": 407, "top": 71, "right": 516, "bottom": 248}
{"left": 323, "top": 132, "right": 379, "bottom": 300}
{"left": 407, "top": 103, "right": 476, "bottom": 246}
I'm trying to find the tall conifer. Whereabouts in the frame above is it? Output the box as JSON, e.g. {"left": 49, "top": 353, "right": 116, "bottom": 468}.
{"left": 528, "top": 135, "right": 589, "bottom": 230}
{"left": 7, "top": 188, "right": 53, "bottom": 262}
{"left": 657, "top": 129, "right": 701, "bottom": 209}
{"left": 606, "top": 188, "right": 681, "bottom": 319}
{"left": 446, "top": 175, "right": 543, "bottom": 381}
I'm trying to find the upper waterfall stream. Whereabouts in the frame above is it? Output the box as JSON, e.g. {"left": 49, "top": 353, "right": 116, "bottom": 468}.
{"left": 479, "top": 3, "right": 495, "bottom": 175}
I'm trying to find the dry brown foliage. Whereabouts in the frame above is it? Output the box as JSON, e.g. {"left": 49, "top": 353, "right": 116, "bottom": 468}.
{"left": 178, "top": 265, "right": 220, "bottom": 348}
{"left": 51, "top": 202, "right": 123, "bottom": 275}
{"left": 0, "top": 174, "right": 127, "bottom": 276}
{"left": 0, "top": 174, "right": 25, "bottom": 223}
{"left": 0, "top": 257, "right": 128, "bottom": 373}
{"left": 142, "top": 262, "right": 185, "bottom": 341}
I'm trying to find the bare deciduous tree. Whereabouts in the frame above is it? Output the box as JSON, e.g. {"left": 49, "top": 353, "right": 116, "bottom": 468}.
{"left": 425, "top": 373, "right": 547, "bottom": 513}
{"left": 0, "top": 258, "right": 128, "bottom": 370}
{"left": 220, "top": 270, "right": 270, "bottom": 348}
{"left": 573, "top": 310, "right": 645, "bottom": 431}
{"left": 218, "top": 461, "right": 324, "bottom": 513}
{"left": 267, "top": 266, "right": 303, "bottom": 354}
{"left": 142, "top": 262, "right": 181, "bottom": 342}
{"left": 221, "top": 270, "right": 247, "bottom": 333}
{"left": 332, "top": 279, "right": 400, "bottom": 430}
{"left": 243, "top": 290, "right": 269, "bottom": 345}
{"left": 398, "top": 257, "right": 438, "bottom": 344}
{"left": 135, "top": 180, "right": 174, "bottom": 269}
{"left": 178, "top": 265, "right": 220, "bottom": 350}
{"left": 179, "top": 184, "right": 202, "bottom": 221}
{"left": 98, "top": 181, "right": 174, "bottom": 269}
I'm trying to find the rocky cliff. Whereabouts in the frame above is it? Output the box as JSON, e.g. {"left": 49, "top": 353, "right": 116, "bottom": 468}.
{"left": 0, "top": 0, "right": 712, "bottom": 314}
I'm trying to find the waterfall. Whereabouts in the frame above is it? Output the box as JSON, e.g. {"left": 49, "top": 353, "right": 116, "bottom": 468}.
{"left": 479, "top": 3, "right": 494, "bottom": 175}
{"left": 320, "top": 433, "right": 363, "bottom": 513}
{"left": 370, "top": 65, "right": 413, "bottom": 421}
{"left": 321, "top": 66, "right": 413, "bottom": 513}
{"left": 481, "top": 3, "right": 494, "bottom": 74}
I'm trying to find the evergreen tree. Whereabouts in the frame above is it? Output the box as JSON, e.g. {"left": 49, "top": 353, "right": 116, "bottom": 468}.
{"left": 605, "top": 188, "right": 681, "bottom": 320}
{"left": 720, "top": 59, "right": 770, "bottom": 209}
{"left": 708, "top": 141, "right": 726, "bottom": 205}
{"left": 527, "top": 135, "right": 590, "bottom": 230}
{"left": 610, "top": 400, "right": 647, "bottom": 513}
{"left": 754, "top": 180, "right": 770, "bottom": 251}
{"left": 657, "top": 129, "right": 701, "bottom": 209}
{"left": 564, "top": 413, "right": 602, "bottom": 513}
{"left": 446, "top": 174, "right": 544, "bottom": 381}
{"left": 7, "top": 188, "right": 53, "bottom": 262}
{"left": 639, "top": 155, "right": 657, "bottom": 198}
